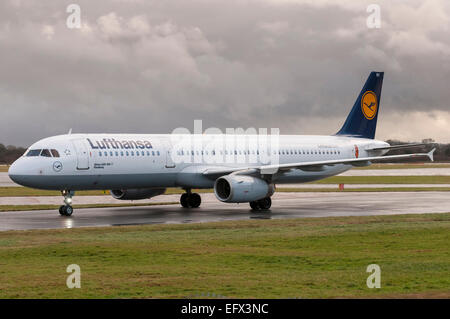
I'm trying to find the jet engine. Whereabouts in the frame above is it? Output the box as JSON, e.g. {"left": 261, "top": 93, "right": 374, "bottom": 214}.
{"left": 110, "top": 188, "right": 166, "bottom": 200}
{"left": 214, "top": 175, "right": 274, "bottom": 203}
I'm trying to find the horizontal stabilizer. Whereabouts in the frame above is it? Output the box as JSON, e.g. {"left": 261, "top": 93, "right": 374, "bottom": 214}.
{"left": 366, "top": 143, "right": 434, "bottom": 152}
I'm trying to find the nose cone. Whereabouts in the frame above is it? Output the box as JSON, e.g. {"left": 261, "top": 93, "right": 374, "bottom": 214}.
{"left": 8, "top": 159, "right": 27, "bottom": 186}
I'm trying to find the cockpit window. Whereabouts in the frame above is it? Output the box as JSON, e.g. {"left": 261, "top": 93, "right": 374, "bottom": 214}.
{"left": 41, "top": 149, "right": 52, "bottom": 157}
{"left": 25, "top": 149, "right": 59, "bottom": 157}
{"left": 50, "top": 149, "right": 60, "bottom": 157}
{"left": 26, "top": 149, "right": 41, "bottom": 157}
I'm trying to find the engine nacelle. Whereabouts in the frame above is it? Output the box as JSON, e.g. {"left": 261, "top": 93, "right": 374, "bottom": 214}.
{"left": 214, "top": 175, "right": 275, "bottom": 203}
{"left": 110, "top": 188, "right": 166, "bottom": 200}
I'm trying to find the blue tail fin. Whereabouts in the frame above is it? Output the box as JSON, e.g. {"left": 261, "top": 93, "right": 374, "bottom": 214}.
{"left": 336, "top": 71, "right": 384, "bottom": 139}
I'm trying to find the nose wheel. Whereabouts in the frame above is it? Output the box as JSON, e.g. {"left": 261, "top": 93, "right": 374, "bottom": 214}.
{"left": 60, "top": 190, "right": 74, "bottom": 216}
{"left": 59, "top": 205, "right": 73, "bottom": 216}
{"left": 180, "top": 191, "right": 201, "bottom": 208}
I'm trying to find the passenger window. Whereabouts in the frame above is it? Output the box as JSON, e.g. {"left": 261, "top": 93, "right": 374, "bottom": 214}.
{"left": 41, "top": 149, "right": 52, "bottom": 157}
{"left": 104, "top": 151, "right": 107, "bottom": 156}
{"left": 99, "top": 152, "right": 102, "bottom": 156}
{"left": 51, "top": 149, "right": 60, "bottom": 157}
{"left": 157, "top": 151, "right": 160, "bottom": 156}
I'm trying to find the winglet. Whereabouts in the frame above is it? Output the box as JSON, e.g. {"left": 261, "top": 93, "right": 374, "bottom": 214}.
{"left": 428, "top": 148, "right": 436, "bottom": 162}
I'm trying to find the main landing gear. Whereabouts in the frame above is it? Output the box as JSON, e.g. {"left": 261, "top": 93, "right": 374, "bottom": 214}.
{"left": 250, "top": 197, "right": 272, "bottom": 211}
{"left": 180, "top": 189, "right": 201, "bottom": 208}
{"left": 59, "top": 190, "right": 74, "bottom": 217}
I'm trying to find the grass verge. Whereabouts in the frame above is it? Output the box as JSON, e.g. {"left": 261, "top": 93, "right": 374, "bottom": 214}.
{"left": 0, "top": 213, "right": 448, "bottom": 298}
{"left": 278, "top": 187, "right": 450, "bottom": 192}
{"left": 313, "top": 176, "right": 450, "bottom": 184}
{"left": 354, "top": 163, "right": 450, "bottom": 169}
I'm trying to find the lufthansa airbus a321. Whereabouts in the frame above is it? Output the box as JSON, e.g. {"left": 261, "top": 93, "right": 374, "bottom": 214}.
{"left": 8, "top": 72, "right": 435, "bottom": 216}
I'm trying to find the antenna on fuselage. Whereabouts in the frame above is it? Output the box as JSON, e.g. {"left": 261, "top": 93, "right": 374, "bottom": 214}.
{"left": 68, "top": 128, "right": 72, "bottom": 135}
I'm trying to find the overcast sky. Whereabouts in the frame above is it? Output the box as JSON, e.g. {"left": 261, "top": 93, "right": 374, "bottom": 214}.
{"left": 1, "top": 0, "right": 449, "bottom": 146}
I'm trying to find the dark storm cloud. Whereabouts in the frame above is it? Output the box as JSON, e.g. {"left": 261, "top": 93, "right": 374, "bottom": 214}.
{"left": 0, "top": 0, "right": 449, "bottom": 146}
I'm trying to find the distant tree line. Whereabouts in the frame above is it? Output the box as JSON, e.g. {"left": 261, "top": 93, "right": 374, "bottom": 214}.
{"left": 0, "top": 144, "right": 26, "bottom": 164}
{"left": 0, "top": 140, "right": 449, "bottom": 165}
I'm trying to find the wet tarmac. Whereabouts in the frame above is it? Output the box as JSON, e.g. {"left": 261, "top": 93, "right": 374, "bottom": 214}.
{"left": 0, "top": 191, "right": 448, "bottom": 231}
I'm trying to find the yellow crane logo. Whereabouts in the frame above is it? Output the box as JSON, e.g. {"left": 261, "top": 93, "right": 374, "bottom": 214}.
{"left": 361, "top": 91, "right": 378, "bottom": 120}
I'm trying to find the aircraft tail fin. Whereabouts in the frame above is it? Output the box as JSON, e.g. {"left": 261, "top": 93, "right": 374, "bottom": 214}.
{"left": 336, "top": 71, "right": 384, "bottom": 139}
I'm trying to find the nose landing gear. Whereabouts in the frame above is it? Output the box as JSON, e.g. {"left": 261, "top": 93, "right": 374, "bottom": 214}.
{"left": 59, "top": 190, "right": 74, "bottom": 216}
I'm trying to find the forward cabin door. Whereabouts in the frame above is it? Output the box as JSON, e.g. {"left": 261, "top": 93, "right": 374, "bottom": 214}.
{"left": 164, "top": 139, "right": 176, "bottom": 168}
{"left": 72, "top": 139, "right": 90, "bottom": 170}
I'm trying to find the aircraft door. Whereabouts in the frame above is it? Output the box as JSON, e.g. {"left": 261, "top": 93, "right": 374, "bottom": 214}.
{"left": 72, "top": 139, "right": 90, "bottom": 170}
{"left": 165, "top": 139, "right": 176, "bottom": 168}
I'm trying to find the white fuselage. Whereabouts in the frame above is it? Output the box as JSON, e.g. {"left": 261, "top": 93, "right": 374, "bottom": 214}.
{"left": 8, "top": 133, "right": 388, "bottom": 191}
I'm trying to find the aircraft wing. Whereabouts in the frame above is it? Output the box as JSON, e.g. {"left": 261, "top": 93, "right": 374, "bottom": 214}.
{"left": 202, "top": 148, "right": 435, "bottom": 177}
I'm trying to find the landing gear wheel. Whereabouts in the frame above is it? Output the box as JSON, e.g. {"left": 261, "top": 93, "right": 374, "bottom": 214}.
{"left": 180, "top": 193, "right": 189, "bottom": 208}
{"left": 60, "top": 190, "right": 74, "bottom": 216}
{"left": 250, "top": 197, "right": 272, "bottom": 211}
{"left": 188, "top": 193, "right": 201, "bottom": 208}
{"left": 249, "top": 201, "right": 260, "bottom": 210}
{"left": 64, "top": 205, "right": 73, "bottom": 216}
{"left": 180, "top": 192, "right": 201, "bottom": 208}
{"left": 258, "top": 197, "right": 272, "bottom": 210}
{"left": 59, "top": 205, "right": 73, "bottom": 216}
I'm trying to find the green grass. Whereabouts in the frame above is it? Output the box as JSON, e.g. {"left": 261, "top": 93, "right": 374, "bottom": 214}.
{"left": 0, "top": 213, "right": 448, "bottom": 298}
{"left": 0, "top": 187, "right": 109, "bottom": 197}
{"left": 279, "top": 187, "right": 450, "bottom": 192}
{"left": 313, "top": 176, "right": 450, "bottom": 184}
{"left": 354, "top": 163, "right": 450, "bottom": 169}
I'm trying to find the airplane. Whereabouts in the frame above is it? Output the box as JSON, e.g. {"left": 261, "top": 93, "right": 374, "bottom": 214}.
{"left": 8, "top": 71, "right": 435, "bottom": 216}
